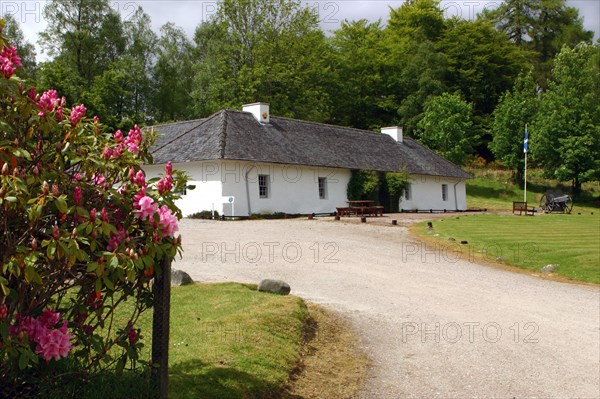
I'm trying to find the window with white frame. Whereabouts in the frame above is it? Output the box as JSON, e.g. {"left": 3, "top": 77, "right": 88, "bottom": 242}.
{"left": 404, "top": 184, "right": 412, "bottom": 200}
{"left": 259, "top": 174, "right": 269, "bottom": 198}
{"left": 318, "top": 177, "right": 327, "bottom": 199}
{"left": 442, "top": 184, "right": 448, "bottom": 201}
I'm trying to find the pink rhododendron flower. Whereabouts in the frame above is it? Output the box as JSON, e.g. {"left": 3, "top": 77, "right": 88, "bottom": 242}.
{"left": 73, "top": 186, "right": 82, "bottom": 205}
{"left": 101, "top": 207, "right": 109, "bottom": 222}
{"left": 133, "top": 187, "right": 146, "bottom": 209}
{"left": 35, "top": 322, "right": 73, "bottom": 361}
{"left": 166, "top": 161, "right": 173, "bottom": 176}
{"left": 56, "top": 106, "right": 63, "bottom": 122}
{"left": 0, "top": 304, "right": 7, "bottom": 320}
{"left": 1, "top": 46, "right": 21, "bottom": 67}
{"left": 28, "top": 86, "right": 37, "bottom": 101}
{"left": 39, "top": 309, "right": 60, "bottom": 328}
{"left": 107, "top": 226, "right": 127, "bottom": 252}
{"left": 37, "top": 89, "right": 60, "bottom": 116}
{"left": 157, "top": 175, "right": 173, "bottom": 194}
{"left": 70, "top": 104, "right": 86, "bottom": 126}
{"left": 125, "top": 125, "right": 142, "bottom": 154}
{"left": 0, "top": 46, "right": 21, "bottom": 79}
{"left": 114, "top": 130, "right": 123, "bottom": 142}
{"left": 92, "top": 173, "right": 106, "bottom": 188}
{"left": 158, "top": 205, "right": 178, "bottom": 238}
{"left": 0, "top": 58, "right": 15, "bottom": 79}
{"left": 133, "top": 170, "right": 146, "bottom": 186}
{"left": 136, "top": 196, "right": 157, "bottom": 220}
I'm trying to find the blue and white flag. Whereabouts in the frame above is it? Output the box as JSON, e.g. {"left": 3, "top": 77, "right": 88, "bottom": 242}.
{"left": 523, "top": 126, "right": 529, "bottom": 153}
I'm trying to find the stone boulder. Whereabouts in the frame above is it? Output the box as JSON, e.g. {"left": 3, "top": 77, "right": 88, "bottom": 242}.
{"left": 258, "top": 279, "right": 291, "bottom": 295}
{"left": 171, "top": 269, "right": 193, "bottom": 286}
{"left": 540, "top": 264, "right": 558, "bottom": 274}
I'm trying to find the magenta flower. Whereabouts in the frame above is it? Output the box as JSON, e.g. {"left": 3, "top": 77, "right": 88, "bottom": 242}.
{"left": 39, "top": 309, "right": 60, "bottom": 328}
{"left": 73, "top": 187, "right": 82, "bottom": 205}
{"left": 0, "top": 46, "right": 21, "bottom": 79}
{"left": 133, "top": 170, "right": 146, "bottom": 186}
{"left": 1, "top": 46, "right": 21, "bottom": 67}
{"left": 107, "top": 226, "right": 127, "bottom": 252}
{"left": 158, "top": 205, "right": 178, "bottom": 238}
{"left": 125, "top": 125, "right": 142, "bottom": 154}
{"left": 133, "top": 187, "right": 146, "bottom": 209}
{"left": 157, "top": 175, "right": 173, "bottom": 194}
{"left": 37, "top": 89, "right": 60, "bottom": 116}
{"left": 70, "top": 104, "right": 86, "bottom": 126}
{"left": 114, "top": 130, "right": 123, "bottom": 142}
{"left": 136, "top": 196, "right": 158, "bottom": 220}
{"left": 165, "top": 161, "right": 173, "bottom": 176}
{"left": 35, "top": 322, "right": 73, "bottom": 361}
{"left": 92, "top": 173, "right": 106, "bottom": 188}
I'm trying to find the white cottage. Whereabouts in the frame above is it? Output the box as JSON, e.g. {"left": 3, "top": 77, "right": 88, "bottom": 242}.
{"left": 144, "top": 103, "right": 472, "bottom": 216}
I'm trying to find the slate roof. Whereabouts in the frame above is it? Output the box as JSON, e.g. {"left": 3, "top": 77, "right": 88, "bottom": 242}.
{"left": 149, "top": 109, "right": 472, "bottom": 179}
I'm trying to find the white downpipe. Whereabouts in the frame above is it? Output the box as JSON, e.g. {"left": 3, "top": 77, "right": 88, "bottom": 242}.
{"left": 453, "top": 179, "right": 464, "bottom": 211}
{"left": 245, "top": 165, "right": 257, "bottom": 216}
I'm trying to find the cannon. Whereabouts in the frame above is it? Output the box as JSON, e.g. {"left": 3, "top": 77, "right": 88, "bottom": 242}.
{"left": 539, "top": 191, "right": 573, "bottom": 214}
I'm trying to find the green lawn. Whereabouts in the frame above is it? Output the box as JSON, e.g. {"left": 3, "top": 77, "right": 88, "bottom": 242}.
{"left": 78, "top": 283, "right": 308, "bottom": 399}
{"left": 415, "top": 213, "right": 600, "bottom": 284}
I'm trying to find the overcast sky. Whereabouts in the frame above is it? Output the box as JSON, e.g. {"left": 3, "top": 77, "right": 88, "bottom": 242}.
{"left": 4, "top": 0, "right": 599, "bottom": 61}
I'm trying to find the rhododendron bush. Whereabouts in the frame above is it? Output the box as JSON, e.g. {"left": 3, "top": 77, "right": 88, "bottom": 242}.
{"left": 0, "top": 25, "right": 184, "bottom": 394}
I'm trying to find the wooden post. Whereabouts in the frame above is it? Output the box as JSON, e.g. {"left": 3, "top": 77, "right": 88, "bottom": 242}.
{"left": 152, "top": 258, "right": 171, "bottom": 399}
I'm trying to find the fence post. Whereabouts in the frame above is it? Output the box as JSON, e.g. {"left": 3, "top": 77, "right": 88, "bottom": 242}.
{"left": 152, "top": 258, "right": 171, "bottom": 399}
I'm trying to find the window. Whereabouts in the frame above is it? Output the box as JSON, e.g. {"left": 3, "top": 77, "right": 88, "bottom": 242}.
{"left": 404, "top": 184, "right": 412, "bottom": 201}
{"left": 259, "top": 174, "right": 269, "bottom": 198}
{"left": 318, "top": 177, "right": 327, "bottom": 199}
{"left": 442, "top": 184, "right": 448, "bottom": 201}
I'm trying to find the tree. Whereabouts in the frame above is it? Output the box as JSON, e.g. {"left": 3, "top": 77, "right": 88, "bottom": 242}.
{"left": 531, "top": 43, "right": 600, "bottom": 194}
{"left": 437, "top": 18, "right": 528, "bottom": 117}
{"left": 383, "top": 0, "right": 447, "bottom": 135}
{"left": 191, "top": 0, "right": 331, "bottom": 121}
{"left": 417, "top": 92, "right": 476, "bottom": 165}
{"left": 327, "top": 19, "right": 389, "bottom": 129}
{"left": 490, "top": 71, "right": 539, "bottom": 182}
{"left": 152, "top": 23, "right": 194, "bottom": 121}
{"left": 0, "top": 33, "right": 184, "bottom": 394}
{"left": 39, "top": 0, "right": 115, "bottom": 86}
{"left": 483, "top": 0, "right": 593, "bottom": 82}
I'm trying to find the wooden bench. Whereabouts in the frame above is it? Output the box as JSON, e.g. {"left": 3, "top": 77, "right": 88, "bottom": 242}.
{"left": 336, "top": 207, "right": 351, "bottom": 217}
{"left": 512, "top": 201, "right": 537, "bottom": 216}
{"left": 366, "top": 206, "right": 384, "bottom": 216}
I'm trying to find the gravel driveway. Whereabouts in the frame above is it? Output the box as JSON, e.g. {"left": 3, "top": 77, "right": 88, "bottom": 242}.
{"left": 175, "top": 217, "right": 600, "bottom": 399}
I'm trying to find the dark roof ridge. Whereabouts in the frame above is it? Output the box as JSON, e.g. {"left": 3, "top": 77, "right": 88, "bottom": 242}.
{"left": 223, "top": 109, "right": 389, "bottom": 138}
{"left": 151, "top": 113, "right": 220, "bottom": 154}
{"left": 218, "top": 110, "right": 228, "bottom": 158}
{"left": 150, "top": 118, "right": 206, "bottom": 127}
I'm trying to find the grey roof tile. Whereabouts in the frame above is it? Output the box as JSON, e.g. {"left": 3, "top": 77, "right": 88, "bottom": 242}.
{"left": 149, "top": 110, "right": 472, "bottom": 179}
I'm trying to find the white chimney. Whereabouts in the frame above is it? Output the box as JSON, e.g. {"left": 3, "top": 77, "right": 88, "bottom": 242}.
{"left": 381, "top": 126, "right": 403, "bottom": 143}
{"left": 242, "top": 102, "right": 270, "bottom": 124}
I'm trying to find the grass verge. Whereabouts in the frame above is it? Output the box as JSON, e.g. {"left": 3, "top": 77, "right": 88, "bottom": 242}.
{"left": 412, "top": 213, "right": 600, "bottom": 284}
{"left": 78, "top": 283, "right": 369, "bottom": 399}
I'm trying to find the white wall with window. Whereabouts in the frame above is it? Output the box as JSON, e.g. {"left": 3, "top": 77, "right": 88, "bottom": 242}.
{"left": 220, "top": 161, "right": 350, "bottom": 216}
{"left": 400, "top": 174, "right": 467, "bottom": 211}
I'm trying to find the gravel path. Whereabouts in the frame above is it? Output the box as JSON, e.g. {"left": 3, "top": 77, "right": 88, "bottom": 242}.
{"left": 175, "top": 217, "right": 600, "bottom": 398}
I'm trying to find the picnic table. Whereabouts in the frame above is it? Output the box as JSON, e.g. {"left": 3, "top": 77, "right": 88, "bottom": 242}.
{"left": 337, "top": 200, "right": 384, "bottom": 217}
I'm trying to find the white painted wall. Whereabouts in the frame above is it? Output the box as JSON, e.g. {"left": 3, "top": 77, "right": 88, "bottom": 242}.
{"left": 146, "top": 160, "right": 351, "bottom": 216}
{"left": 220, "top": 160, "right": 351, "bottom": 216}
{"left": 400, "top": 174, "right": 467, "bottom": 211}
{"left": 144, "top": 161, "right": 224, "bottom": 217}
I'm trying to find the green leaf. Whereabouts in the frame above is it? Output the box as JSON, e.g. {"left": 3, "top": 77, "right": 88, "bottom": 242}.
{"left": 55, "top": 196, "right": 68, "bottom": 213}
{"left": 18, "top": 351, "right": 29, "bottom": 370}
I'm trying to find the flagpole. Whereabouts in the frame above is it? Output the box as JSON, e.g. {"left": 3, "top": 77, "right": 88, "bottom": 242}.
{"left": 524, "top": 124, "right": 528, "bottom": 203}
